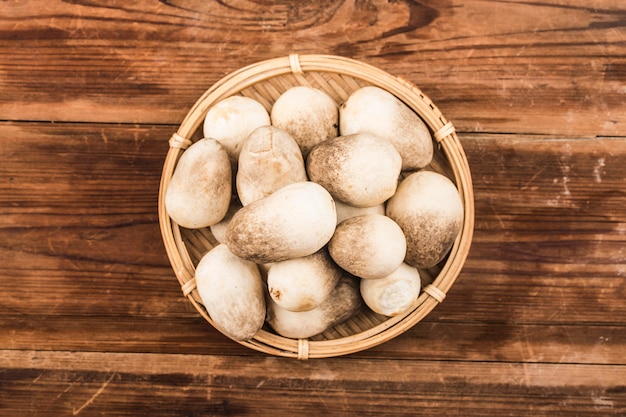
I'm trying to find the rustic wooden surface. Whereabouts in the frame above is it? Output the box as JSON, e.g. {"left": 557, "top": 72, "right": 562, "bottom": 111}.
{"left": 1, "top": 1, "right": 625, "bottom": 415}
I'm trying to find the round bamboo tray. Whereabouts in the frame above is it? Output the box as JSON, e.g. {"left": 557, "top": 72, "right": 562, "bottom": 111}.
{"left": 158, "top": 54, "right": 474, "bottom": 359}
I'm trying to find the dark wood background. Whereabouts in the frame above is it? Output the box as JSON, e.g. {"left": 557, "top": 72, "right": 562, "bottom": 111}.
{"left": 1, "top": 1, "right": 625, "bottom": 415}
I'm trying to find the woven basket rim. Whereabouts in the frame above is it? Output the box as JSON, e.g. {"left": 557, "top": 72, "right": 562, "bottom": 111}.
{"left": 158, "top": 54, "right": 474, "bottom": 359}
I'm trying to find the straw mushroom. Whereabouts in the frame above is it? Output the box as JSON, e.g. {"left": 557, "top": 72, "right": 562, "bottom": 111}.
{"left": 195, "top": 244, "right": 266, "bottom": 341}
{"left": 306, "top": 132, "right": 401, "bottom": 208}
{"left": 236, "top": 125, "right": 307, "bottom": 206}
{"left": 270, "top": 86, "right": 339, "bottom": 157}
{"left": 267, "top": 248, "right": 342, "bottom": 312}
{"left": 328, "top": 214, "right": 406, "bottom": 280}
{"left": 225, "top": 181, "right": 337, "bottom": 264}
{"left": 203, "top": 95, "right": 270, "bottom": 162}
{"left": 386, "top": 170, "right": 463, "bottom": 269}
{"left": 266, "top": 274, "right": 362, "bottom": 339}
{"left": 360, "top": 263, "right": 421, "bottom": 316}
{"left": 165, "top": 138, "right": 231, "bottom": 229}
{"left": 340, "top": 86, "right": 433, "bottom": 170}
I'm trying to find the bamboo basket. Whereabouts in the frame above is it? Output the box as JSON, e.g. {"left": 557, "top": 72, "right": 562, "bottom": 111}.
{"left": 158, "top": 54, "right": 474, "bottom": 359}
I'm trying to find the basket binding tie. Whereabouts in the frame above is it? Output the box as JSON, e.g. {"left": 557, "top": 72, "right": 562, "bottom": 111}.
{"left": 424, "top": 284, "right": 446, "bottom": 303}
{"left": 289, "top": 54, "right": 304, "bottom": 75}
{"left": 297, "top": 339, "right": 309, "bottom": 360}
{"left": 169, "top": 133, "right": 192, "bottom": 149}
{"left": 434, "top": 121, "right": 456, "bottom": 144}
{"left": 181, "top": 278, "right": 197, "bottom": 297}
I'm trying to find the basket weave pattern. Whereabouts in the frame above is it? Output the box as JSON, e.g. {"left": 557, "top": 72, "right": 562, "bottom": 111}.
{"left": 158, "top": 54, "right": 474, "bottom": 359}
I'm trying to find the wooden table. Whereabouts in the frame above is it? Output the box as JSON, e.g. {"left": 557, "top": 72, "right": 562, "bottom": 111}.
{"left": 2, "top": 1, "right": 625, "bottom": 415}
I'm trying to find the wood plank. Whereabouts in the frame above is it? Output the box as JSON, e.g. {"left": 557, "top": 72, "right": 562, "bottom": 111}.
{"left": 1, "top": 350, "right": 625, "bottom": 416}
{"left": 3, "top": 2, "right": 624, "bottom": 415}
{"left": 0, "top": 122, "right": 189, "bottom": 318}
{"left": 1, "top": 1, "right": 625, "bottom": 136}
{"left": 453, "top": 134, "right": 626, "bottom": 324}
{"left": 2, "top": 315, "right": 625, "bottom": 365}
{"left": 0, "top": 122, "right": 169, "bottom": 225}
{"left": 1, "top": 124, "right": 624, "bottom": 332}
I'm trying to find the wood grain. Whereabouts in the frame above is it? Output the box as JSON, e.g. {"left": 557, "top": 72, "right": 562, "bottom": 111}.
{"left": 1, "top": 1, "right": 625, "bottom": 136}
{"left": 2, "top": 315, "right": 625, "bottom": 365}
{"left": 1, "top": 123, "right": 624, "bottom": 360}
{"left": 2, "top": 125, "right": 624, "bottom": 319}
{"left": 2, "top": 1, "right": 626, "bottom": 415}
{"left": 1, "top": 350, "right": 625, "bottom": 416}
